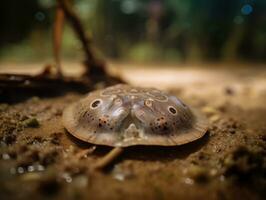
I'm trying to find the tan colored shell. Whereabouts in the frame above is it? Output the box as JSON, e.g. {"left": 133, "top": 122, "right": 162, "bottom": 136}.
{"left": 62, "top": 84, "right": 208, "bottom": 147}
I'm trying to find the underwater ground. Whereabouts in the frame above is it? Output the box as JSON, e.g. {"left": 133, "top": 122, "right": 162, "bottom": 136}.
{"left": 0, "top": 63, "right": 265, "bottom": 200}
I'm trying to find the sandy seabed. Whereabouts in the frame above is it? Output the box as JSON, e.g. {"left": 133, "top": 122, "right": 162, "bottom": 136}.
{"left": 0, "top": 63, "right": 265, "bottom": 200}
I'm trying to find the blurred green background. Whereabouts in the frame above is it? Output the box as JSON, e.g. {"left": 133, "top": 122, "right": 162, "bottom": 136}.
{"left": 0, "top": 0, "right": 265, "bottom": 63}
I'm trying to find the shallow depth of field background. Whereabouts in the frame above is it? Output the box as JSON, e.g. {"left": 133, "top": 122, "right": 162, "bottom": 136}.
{"left": 0, "top": 0, "right": 265, "bottom": 65}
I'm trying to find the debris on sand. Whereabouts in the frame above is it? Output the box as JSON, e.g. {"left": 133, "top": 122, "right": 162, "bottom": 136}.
{"left": 1, "top": 68, "right": 266, "bottom": 199}
{"left": 22, "top": 118, "right": 40, "bottom": 128}
{"left": 202, "top": 106, "right": 221, "bottom": 122}
{"left": 201, "top": 106, "right": 219, "bottom": 116}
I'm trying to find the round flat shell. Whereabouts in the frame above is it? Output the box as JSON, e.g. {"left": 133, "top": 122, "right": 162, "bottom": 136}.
{"left": 62, "top": 84, "right": 208, "bottom": 147}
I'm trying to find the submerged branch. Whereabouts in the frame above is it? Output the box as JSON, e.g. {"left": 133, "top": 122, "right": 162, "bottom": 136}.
{"left": 0, "top": 65, "right": 90, "bottom": 91}
{"left": 0, "top": 73, "right": 88, "bottom": 89}
{"left": 53, "top": 4, "right": 65, "bottom": 77}
{"left": 57, "top": 0, "right": 107, "bottom": 79}
{"left": 93, "top": 147, "right": 124, "bottom": 170}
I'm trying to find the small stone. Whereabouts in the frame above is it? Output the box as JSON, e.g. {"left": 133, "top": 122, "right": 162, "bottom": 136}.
{"left": 66, "top": 145, "right": 75, "bottom": 154}
{"left": 219, "top": 175, "right": 225, "bottom": 182}
{"left": 2, "top": 153, "right": 10, "bottom": 160}
{"left": 22, "top": 118, "right": 40, "bottom": 128}
{"left": 210, "top": 115, "right": 221, "bottom": 123}
{"left": 184, "top": 177, "right": 194, "bottom": 185}
{"left": 30, "top": 96, "right": 40, "bottom": 103}
{"left": 210, "top": 168, "right": 218, "bottom": 176}
{"left": 17, "top": 167, "right": 25, "bottom": 174}
{"left": 202, "top": 106, "right": 217, "bottom": 114}
{"left": 62, "top": 173, "right": 72, "bottom": 183}
{"left": 27, "top": 165, "right": 35, "bottom": 172}
{"left": 112, "top": 165, "right": 134, "bottom": 181}
{"left": 36, "top": 165, "right": 45, "bottom": 171}
{"left": 223, "top": 155, "right": 234, "bottom": 167}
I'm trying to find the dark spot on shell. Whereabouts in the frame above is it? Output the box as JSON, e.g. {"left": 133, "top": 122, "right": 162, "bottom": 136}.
{"left": 168, "top": 106, "right": 177, "bottom": 115}
{"left": 91, "top": 99, "right": 101, "bottom": 108}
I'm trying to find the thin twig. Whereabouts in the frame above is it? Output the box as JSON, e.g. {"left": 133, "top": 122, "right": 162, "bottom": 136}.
{"left": 0, "top": 65, "right": 90, "bottom": 90}
{"left": 76, "top": 146, "right": 96, "bottom": 159}
{"left": 57, "top": 0, "right": 106, "bottom": 78}
{"left": 93, "top": 147, "right": 124, "bottom": 170}
{"left": 53, "top": 5, "right": 65, "bottom": 77}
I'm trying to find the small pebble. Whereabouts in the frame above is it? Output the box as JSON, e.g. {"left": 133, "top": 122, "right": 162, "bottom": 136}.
{"left": 219, "top": 175, "right": 225, "bottom": 182}
{"left": 30, "top": 96, "right": 40, "bottom": 103}
{"left": 112, "top": 165, "right": 133, "bottom": 181}
{"left": 201, "top": 106, "right": 218, "bottom": 116}
{"left": 22, "top": 118, "right": 40, "bottom": 128}
{"left": 17, "top": 167, "right": 25, "bottom": 174}
{"left": 210, "top": 168, "right": 218, "bottom": 176}
{"left": 62, "top": 173, "right": 72, "bottom": 183}
{"left": 223, "top": 155, "right": 234, "bottom": 166}
{"left": 27, "top": 165, "right": 35, "bottom": 172}
{"left": 184, "top": 178, "right": 194, "bottom": 185}
{"left": 2, "top": 153, "right": 10, "bottom": 160}
{"left": 210, "top": 115, "right": 221, "bottom": 123}
{"left": 36, "top": 165, "right": 45, "bottom": 171}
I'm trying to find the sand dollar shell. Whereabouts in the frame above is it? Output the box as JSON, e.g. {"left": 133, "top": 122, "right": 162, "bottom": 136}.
{"left": 62, "top": 84, "right": 208, "bottom": 147}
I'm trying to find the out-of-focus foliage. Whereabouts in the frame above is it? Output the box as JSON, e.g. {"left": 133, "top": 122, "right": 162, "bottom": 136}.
{"left": 0, "top": 0, "right": 265, "bottom": 63}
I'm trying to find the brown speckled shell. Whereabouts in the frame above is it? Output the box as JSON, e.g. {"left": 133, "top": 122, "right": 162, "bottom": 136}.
{"left": 62, "top": 84, "right": 208, "bottom": 147}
